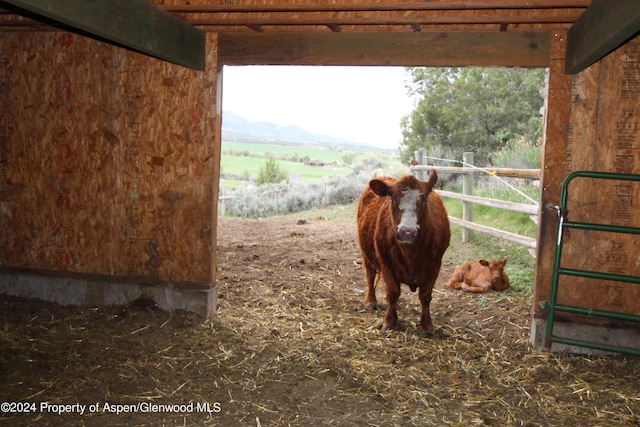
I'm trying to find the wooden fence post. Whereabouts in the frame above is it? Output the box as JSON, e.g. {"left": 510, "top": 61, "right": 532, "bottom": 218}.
{"left": 414, "top": 148, "right": 427, "bottom": 180}
{"left": 462, "top": 151, "right": 474, "bottom": 243}
{"left": 419, "top": 147, "right": 427, "bottom": 180}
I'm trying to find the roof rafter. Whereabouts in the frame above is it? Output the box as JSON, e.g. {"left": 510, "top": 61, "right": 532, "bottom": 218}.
{"left": 0, "top": 0, "right": 206, "bottom": 70}
{"left": 565, "top": 0, "right": 640, "bottom": 73}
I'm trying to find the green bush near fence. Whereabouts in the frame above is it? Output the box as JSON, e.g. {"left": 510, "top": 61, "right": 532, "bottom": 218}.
{"left": 492, "top": 138, "right": 542, "bottom": 169}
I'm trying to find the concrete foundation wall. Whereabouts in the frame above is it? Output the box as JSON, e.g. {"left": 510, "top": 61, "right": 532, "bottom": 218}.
{"left": 0, "top": 272, "right": 216, "bottom": 318}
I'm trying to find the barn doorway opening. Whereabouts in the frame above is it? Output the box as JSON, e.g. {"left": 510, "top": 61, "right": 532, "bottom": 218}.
{"left": 214, "top": 64, "right": 551, "bottom": 399}
{"left": 216, "top": 63, "right": 546, "bottom": 303}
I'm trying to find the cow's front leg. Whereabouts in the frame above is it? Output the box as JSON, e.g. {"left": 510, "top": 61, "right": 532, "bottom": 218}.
{"left": 418, "top": 285, "right": 435, "bottom": 335}
{"left": 382, "top": 281, "right": 400, "bottom": 331}
{"left": 363, "top": 260, "right": 378, "bottom": 309}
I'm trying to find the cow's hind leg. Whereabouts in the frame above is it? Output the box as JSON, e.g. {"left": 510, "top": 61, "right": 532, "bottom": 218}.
{"left": 446, "top": 270, "right": 464, "bottom": 289}
{"left": 463, "top": 280, "right": 492, "bottom": 293}
{"left": 363, "top": 260, "right": 378, "bottom": 309}
{"left": 447, "top": 281, "right": 465, "bottom": 289}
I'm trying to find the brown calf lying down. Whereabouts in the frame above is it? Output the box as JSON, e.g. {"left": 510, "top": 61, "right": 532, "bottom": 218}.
{"left": 446, "top": 257, "right": 510, "bottom": 293}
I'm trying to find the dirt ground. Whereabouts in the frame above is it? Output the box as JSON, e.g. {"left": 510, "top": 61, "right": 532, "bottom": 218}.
{"left": 1, "top": 205, "right": 639, "bottom": 426}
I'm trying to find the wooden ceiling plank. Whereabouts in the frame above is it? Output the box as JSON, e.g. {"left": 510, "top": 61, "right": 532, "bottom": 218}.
{"left": 565, "top": 0, "right": 640, "bottom": 74}
{"left": 1, "top": 0, "right": 206, "bottom": 70}
{"left": 164, "top": 1, "right": 591, "bottom": 14}
{"left": 218, "top": 32, "right": 550, "bottom": 67}
{"left": 187, "top": 10, "right": 584, "bottom": 28}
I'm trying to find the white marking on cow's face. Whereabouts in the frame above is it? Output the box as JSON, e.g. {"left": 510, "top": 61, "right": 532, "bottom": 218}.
{"left": 397, "top": 188, "right": 421, "bottom": 232}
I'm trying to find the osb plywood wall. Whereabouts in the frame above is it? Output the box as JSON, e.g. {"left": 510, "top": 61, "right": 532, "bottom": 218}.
{"left": 0, "top": 32, "right": 219, "bottom": 289}
{"left": 536, "top": 34, "right": 640, "bottom": 317}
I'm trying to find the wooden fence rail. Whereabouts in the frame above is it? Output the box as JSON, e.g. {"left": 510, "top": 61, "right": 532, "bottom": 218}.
{"left": 447, "top": 216, "right": 537, "bottom": 248}
{"left": 436, "top": 190, "right": 539, "bottom": 215}
{"left": 411, "top": 165, "right": 540, "bottom": 180}
{"left": 410, "top": 150, "right": 539, "bottom": 252}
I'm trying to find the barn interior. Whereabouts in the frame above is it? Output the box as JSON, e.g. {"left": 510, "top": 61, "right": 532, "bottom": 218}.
{"left": 0, "top": 0, "right": 638, "bottom": 355}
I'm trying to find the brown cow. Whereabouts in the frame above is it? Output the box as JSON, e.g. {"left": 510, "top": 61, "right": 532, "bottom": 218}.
{"left": 357, "top": 172, "right": 450, "bottom": 335}
{"left": 446, "top": 257, "right": 510, "bottom": 293}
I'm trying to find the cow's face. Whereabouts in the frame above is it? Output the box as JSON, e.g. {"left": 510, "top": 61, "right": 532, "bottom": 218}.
{"left": 369, "top": 172, "right": 438, "bottom": 244}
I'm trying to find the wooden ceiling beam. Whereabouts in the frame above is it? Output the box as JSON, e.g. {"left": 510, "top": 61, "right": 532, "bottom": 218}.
{"left": 219, "top": 31, "right": 550, "bottom": 67}
{"left": 164, "top": 1, "right": 591, "bottom": 13}
{"left": 0, "top": 0, "right": 206, "bottom": 70}
{"left": 565, "top": 0, "right": 640, "bottom": 74}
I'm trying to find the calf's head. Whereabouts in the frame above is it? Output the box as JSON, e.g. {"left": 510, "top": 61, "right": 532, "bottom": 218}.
{"left": 479, "top": 257, "right": 509, "bottom": 288}
{"left": 369, "top": 172, "right": 438, "bottom": 244}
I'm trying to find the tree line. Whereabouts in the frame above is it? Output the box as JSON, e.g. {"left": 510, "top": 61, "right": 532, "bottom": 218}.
{"left": 399, "top": 67, "right": 546, "bottom": 166}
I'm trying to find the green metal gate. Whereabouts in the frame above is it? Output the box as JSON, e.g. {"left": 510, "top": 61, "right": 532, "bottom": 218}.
{"left": 544, "top": 171, "right": 640, "bottom": 356}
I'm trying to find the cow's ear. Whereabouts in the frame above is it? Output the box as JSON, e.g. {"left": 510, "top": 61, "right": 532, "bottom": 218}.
{"left": 425, "top": 170, "right": 438, "bottom": 192}
{"left": 369, "top": 179, "right": 392, "bottom": 197}
{"left": 501, "top": 256, "right": 508, "bottom": 266}
{"left": 479, "top": 259, "right": 489, "bottom": 266}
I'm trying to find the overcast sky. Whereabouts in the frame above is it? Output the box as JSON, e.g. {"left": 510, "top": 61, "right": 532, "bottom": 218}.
{"left": 221, "top": 65, "right": 416, "bottom": 149}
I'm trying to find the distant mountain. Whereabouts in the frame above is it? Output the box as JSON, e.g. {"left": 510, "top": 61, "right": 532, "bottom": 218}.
{"left": 222, "top": 111, "right": 376, "bottom": 149}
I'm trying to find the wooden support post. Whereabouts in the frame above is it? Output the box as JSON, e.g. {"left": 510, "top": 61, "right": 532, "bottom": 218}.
{"left": 462, "top": 151, "right": 474, "bottom": 243}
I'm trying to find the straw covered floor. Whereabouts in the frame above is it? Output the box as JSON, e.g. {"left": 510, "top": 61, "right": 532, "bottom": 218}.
{"left": 1, "top": 206, "right": 639, "bottom": 426}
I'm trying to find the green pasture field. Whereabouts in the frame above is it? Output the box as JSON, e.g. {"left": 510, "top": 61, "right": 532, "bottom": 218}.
{"left": 222, "top": 141, "right": 364, "bottom": 164}
{"left": 221, "top": 155, "right": 352, "bottom": 181}
{"left": 220, "top": 140, "right": 371, "bottom": 187}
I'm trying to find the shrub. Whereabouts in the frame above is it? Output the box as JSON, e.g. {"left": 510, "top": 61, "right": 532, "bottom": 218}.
{"left": 257, "top": 155, "right": 289, "bottom": 185}
{"left": 492, "top": 137, "right": 542, "bottom": 169}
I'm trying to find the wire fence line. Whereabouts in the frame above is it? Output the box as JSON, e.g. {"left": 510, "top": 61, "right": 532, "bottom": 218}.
{"left": 412, "top": 154, "right": 540, "bottom": 203}
{"left": 410, "top": 149, "right": 539, "bottom": 252}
